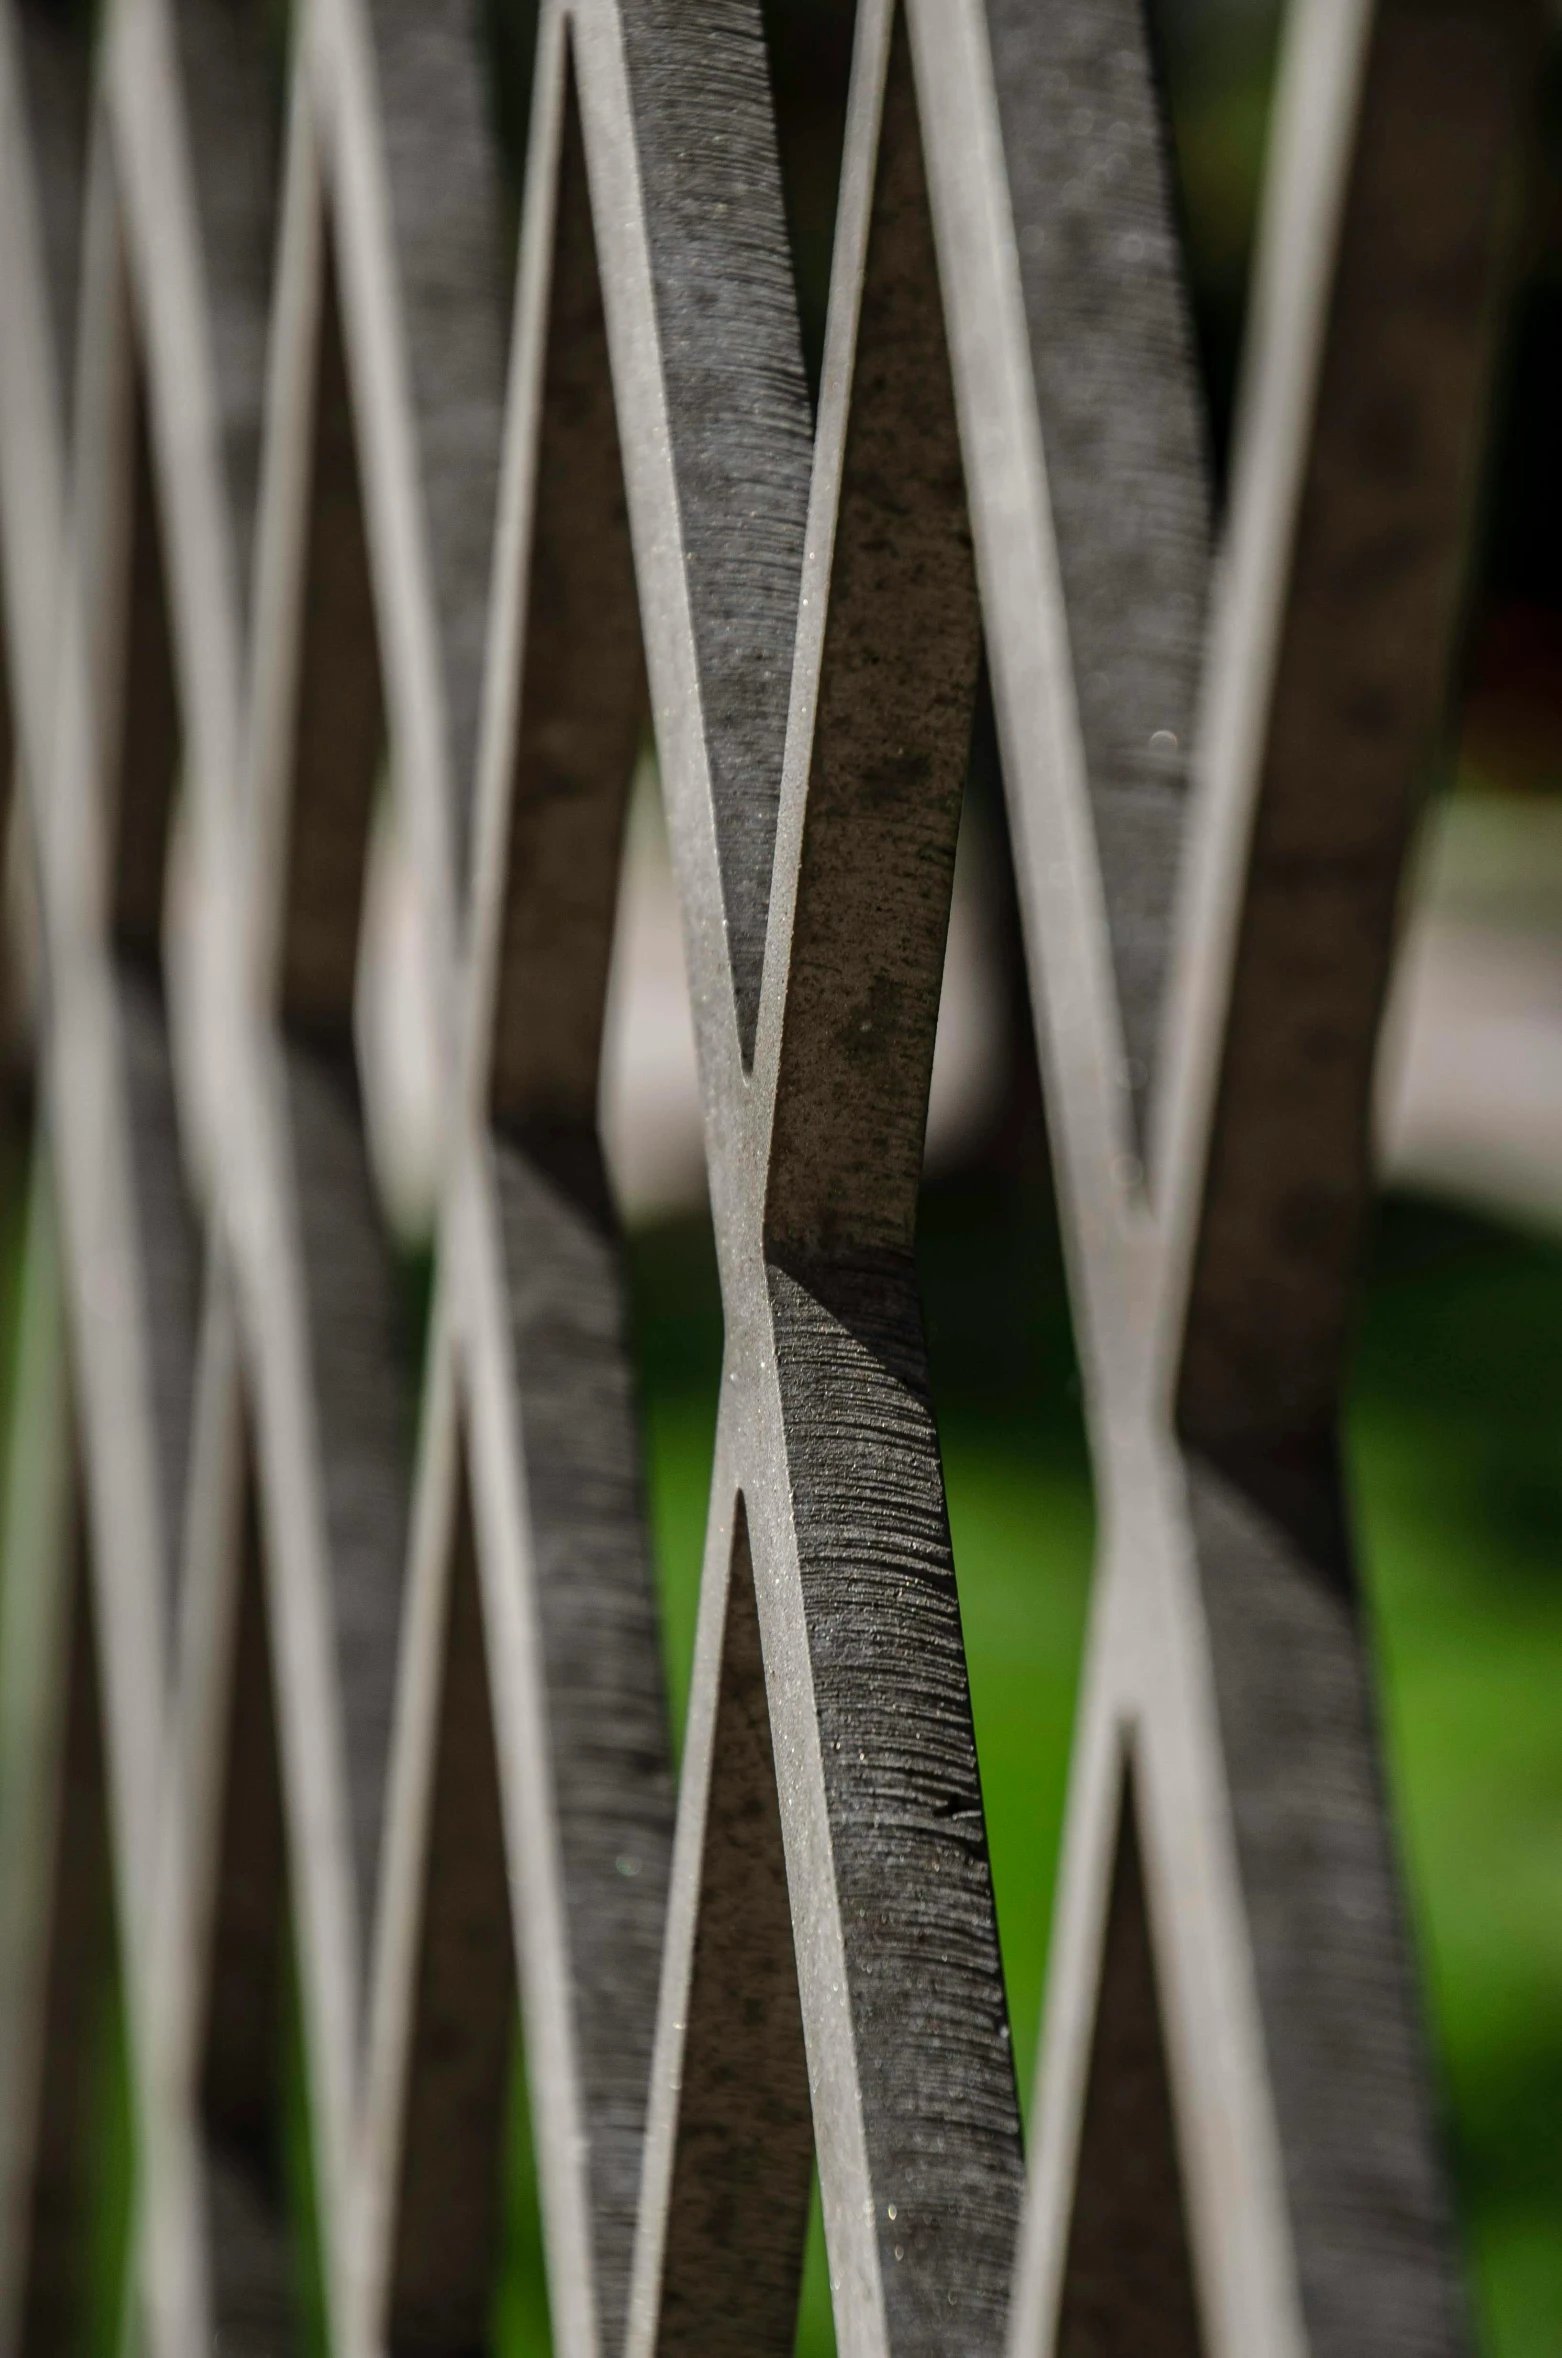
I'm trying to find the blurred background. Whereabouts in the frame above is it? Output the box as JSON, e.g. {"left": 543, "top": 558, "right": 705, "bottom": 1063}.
{"left": 20, "top": 0, "right": 1561, "bottom": 2349}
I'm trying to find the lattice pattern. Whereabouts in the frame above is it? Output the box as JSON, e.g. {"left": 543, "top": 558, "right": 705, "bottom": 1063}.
{"left": 0, "top": 0, "right": 1538, "bottom": 2353}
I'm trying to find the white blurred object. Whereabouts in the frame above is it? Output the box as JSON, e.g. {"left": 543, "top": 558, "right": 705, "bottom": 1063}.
{"left": 1378, "top": 792, "right": 1562, "bottom": 1230}
{"left": 357, "top": 786, "right": 443, "bottom": 1238}
{"left": 598, "top": 760, "right": 705, "bottom": 1223}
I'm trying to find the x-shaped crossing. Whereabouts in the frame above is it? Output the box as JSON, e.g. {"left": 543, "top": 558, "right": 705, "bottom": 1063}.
{"left": 0, "top": 0, "right": 1537, "bottom": 2353}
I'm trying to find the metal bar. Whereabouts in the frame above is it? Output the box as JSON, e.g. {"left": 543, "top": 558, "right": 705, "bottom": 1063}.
{"left": 0, "top": 0, "right": 1537, "bottom": 2354}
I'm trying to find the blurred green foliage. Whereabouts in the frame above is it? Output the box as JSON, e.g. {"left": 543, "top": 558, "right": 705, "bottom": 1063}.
{"left": 77, "top": 1967, "right": 133, "bottom": 2358}
{"left": 1352, "top": 1199, "right": 1562, "bottom": 2358}
{"left": 281, "top": 1936, "right": 332, "bottom": 2358}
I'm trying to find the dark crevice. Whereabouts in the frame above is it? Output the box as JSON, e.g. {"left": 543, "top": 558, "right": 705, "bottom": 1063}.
{"left": 386, "top": 1463, "right": 526, "bottom": 2358}
{"left": 17, "top": 1539, "right": 136, "bottom": 2358}
{"left": 916, "top": 631, "right": 1097, "bottom": 2147}
{"left": 487, "top": 45, "right": 646, "bottom": 1160}
{"left": 1140, "top": 0, "right": 1285, "bottom": 493}
{"left": 13, "top": 0, "right": 94, "bottom": 406}
{"left": 165, "top": 0, "right": 288, "bottom": 621}
{"left": 481, "top": 0, "right": 545, "bottom": 216}
{"left": 652, "top": 1504, "right": 815, "bottom": 2355}
{"left": 1055, "top": 1762, "right": 1207, "bottom": 2358}
{"left": 110, "top": 358, "right": 203, "bottom": 1653}
{"left": 757, "top": 0, "right": 860, "bottom": 409}
{"left": 199, "top": 1454, "right": 318, "bottom": 2358}
{"left": 276, "top": 221, "right": 426, "bottom": 1941}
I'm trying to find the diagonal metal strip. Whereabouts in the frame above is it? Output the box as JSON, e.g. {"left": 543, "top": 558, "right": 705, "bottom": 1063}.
{"left": 918, "top": 0, "right": 1538, "bottom": 2353}
{"left": 0, "top": 80, "right": 205, "bottom": 2358}
{"left": 982, "top": 0, "right": 1212, "bottom": 1146}
{"left": 1169, "top": 10, "right": 1538, "bottom": 2349}
{"left": 616, "top": 5, "right": 1025, "bottom": 2351}
{"left": 0, "top": 0, "right": 1544, "bottom": 2354}
{"left": 360, "top": 21, "right": 676, "bottom": 2354}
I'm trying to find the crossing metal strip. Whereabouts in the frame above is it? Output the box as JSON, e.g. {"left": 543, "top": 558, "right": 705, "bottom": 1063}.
{"left": 0, "top": 0, "right": 1538, "bottom": 2354}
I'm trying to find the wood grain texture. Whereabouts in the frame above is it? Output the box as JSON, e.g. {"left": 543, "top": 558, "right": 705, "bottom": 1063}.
{"left": 1187, "top": 1459, "right": 1467, "bottom": 2358}
{"left": 770, "top": 1255, "right": 1022, "bottom": 2355}
{"left": 491, "top": 1135, "right": 675, "bottom": 2339}
{"left": 982, "top": 0, "right": 1210, "bottom": 1133}
{"left": 618, "top": 0, "right": 813, "bottom": 1060}
{"left": 767, "top": 10, "right": 979, "bottom": 1262}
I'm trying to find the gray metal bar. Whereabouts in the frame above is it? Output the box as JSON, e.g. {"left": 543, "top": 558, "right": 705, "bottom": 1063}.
{"left": 0, "top": 1, "right": 1540, "bottom": 2355}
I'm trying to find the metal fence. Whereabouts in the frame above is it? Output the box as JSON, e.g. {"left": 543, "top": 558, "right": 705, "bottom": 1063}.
{"left": 0, "top": 0, "right": 1537, "bottom": 2351}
